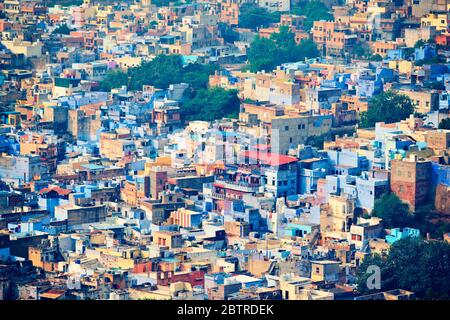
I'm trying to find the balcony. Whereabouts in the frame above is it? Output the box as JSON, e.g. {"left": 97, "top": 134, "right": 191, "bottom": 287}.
{"left": 214, "top": 179, "right": 259, "bottom": 193}
{"left": 211, "top": 192, "right": 226, "bottom": 200}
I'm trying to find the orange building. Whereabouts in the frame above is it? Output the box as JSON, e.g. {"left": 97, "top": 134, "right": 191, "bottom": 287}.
{"left": 390, "top": 155, "right": 432, "bottom": 211}
{"left": 371, "top": 41, "right": 398, "bottom": 57}
{"left": 312, "top": 21, "right": 357, "bottom": 56}
{"left": 218, "top": 0, "right": 239, "bottom": 26}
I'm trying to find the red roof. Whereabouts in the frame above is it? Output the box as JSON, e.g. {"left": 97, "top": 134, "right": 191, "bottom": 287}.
{"left": 244, "top": 151, "right": 298, "bottom": 166}
{"left": 39, "top": 186, "right": 72, "bottom": 196}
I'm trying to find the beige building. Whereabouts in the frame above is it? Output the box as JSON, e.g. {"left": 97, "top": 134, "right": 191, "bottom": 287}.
{"left": 99, "top": 131, "right": 136, "bottom": 160}
{"left": 270, "top": 115, "right": 333, "bottom": 155}
{"left": 404, "top": 27, "right": 436, "bottom": 48}
{"left": 1, "top": 39, "right": 43, "bottom": 58}
{"left": 398, "top": 90, "right": 439, "bottom": 114}
{"left": 279, "top": 275, "right": 334, "bottom": 300}
{"left": 320, "top": 194, "right": 355, "bottom": 242}
{"left": 310, "top": 260, "right": 340, "bottom": 283}
{"left": 426, "top": 130, "right": 450, "bottom": 153}
{"left": 68, "top": 109, "right": 102, "bottom": 142}
{"left": 54, "top": 204, "right": 107, "bottom": 226}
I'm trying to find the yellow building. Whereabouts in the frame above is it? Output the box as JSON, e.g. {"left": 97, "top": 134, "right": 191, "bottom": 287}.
{"left": 279, "top": 276, "right": 334, "bottom": 300}
{"left": 1, "top": 39, "right": 43, "bottom": 58}
{"left": 421, "top": 12, "right": 450, "bottom": 31}
{"left": 143, "top": 156, "right": 172, "bottom": 175}
{"left": 320, "top": 194, "right": 355, "bottom": 242}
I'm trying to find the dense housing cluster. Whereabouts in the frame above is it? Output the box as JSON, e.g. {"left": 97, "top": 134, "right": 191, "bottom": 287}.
{"left": 0, "top": 0, "right": 450, "bottom": 301}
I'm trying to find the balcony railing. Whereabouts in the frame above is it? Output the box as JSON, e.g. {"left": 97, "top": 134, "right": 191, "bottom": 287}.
{"left": 214, "top": 179, "right": 259, "bottom": 193}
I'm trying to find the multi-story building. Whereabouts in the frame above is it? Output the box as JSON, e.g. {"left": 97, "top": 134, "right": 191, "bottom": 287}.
{"left": 270, "top": 115, "right": 333, "bottom": 155}
{"left": 19, "top": 134, "right": 59, "bottom": 172}
{"left": 244, "top": 150, "right": 298, "bottom": 197}
{"left": 99, "top": 131, "right": 136, "bottom": 160}
{"left": 312, "top": 21, "right": 357, "bottom": 57}
{"left": 421, "top": 11, "right": 450, "bottom": 31}
{"left": 218, "top": 0, "right": 239, "bottom": 26}
{"left": 68, "top": 109, "right": 102, "bottom": 142}
{"left": 258, "top": 0, "right": 290, "bottom": 13}
{"left": 390, "top": 155, "right": 432, "bottom": 211}
{"left": 54, "top": 203, "right": 107, "bottom": 227}
{"left": 0, "top": 154, "right": 46, "bottom": 183}
{"left": 426, "top": 130, "right": 450, "bottom": 153}
{"left": 398, "top": 89, "right": 439, "bottom": 115}
{"left": 320, "top": 194, "right": 355, "bottom": 242}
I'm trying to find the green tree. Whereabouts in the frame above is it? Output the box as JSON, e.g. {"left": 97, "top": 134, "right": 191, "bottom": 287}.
{"left": 356, "top": 253, "right": 388, "bottom": 295}
{"left": 414, "top": 40, "right": 426, "bottom": 48}
{"left": 423, "top": 80, "right": 445, "bottom": 90}
{"left": 305, "top": 134, "right": 327, "bottom": 149}
{"left": 99, "top": 55, "right": 240, "bottom": 122}
{"left": 360, "top": 91, "right": 415, "bottom": 128}
{"left": 370, "top": 54, "right": 383, "bottom": 61}
{"left": 372, "top": 193, "right": 411, "bottom": 229}
{"left": 218, "top": 22, "right": 239, "bottom": 43}
{"left": 246, "top": 26, "right": 319, "bottom": 72}
{"left": 99, "top": 69, "right": 128, "bottom": 91}
{"left": 354, "top": 43, "right": 371, "bottom": 58}
{"left": 100, "top": 55, "right": 217, "bottom": 91}
{"left": 181, "top": 88, "right": 240, "bottom": 121}
{"left": 150, "top": 0, "right": 172, "bottom": 7}
{"left": 357, "top": 238, "right": 450, "bottom": 299}
{"left": 44, "top": 0, "right": 83, "bottom": 7}
{"left": 438, "top": 118, "right": 450, "bottom": 129}
{"left": 415, "top": 54, "right": 446, "bottom": 66}
{"left": 182, "top": 62, "right": 217, "bottom": 90}
{"left": 238, "top": 4, "right": 280, "bottom": 30}
{"left": 52, "top": 24, "right": 73, "bottom": 35}
{"left": 127, "top": 54, "right": 183, "bottom": 90}
{"left": 292, "top": 0, "right": 334, "bottom": 31}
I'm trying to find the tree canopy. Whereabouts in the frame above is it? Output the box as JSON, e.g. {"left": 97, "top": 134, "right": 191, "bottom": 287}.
{"left": 218, "top": 22, "right": 239, "bottom": 44}
{"left": 415, "top": 54, "right": 446, "bottom": 66}
{"left": 238, "top": 4, "right": 280, "bottom": 30}
{"left": 357, "top": 238, "right": 450, "bottom": 299}
{"left": 100, "top": 55, "right": 217, "bottom": 91}
{"left": 371, "top": 193, "right": 411, "bottom": 229}
{"left": 360, "top": 91, "right": 415, "bottom": 128}
{"left": 44, "top": 0, "right": 83, "bottom": 7}
{"left": 182, "top": 87, "right": 240, "bottom": 122}
{"left": 414, "top": 40, "right": 426, "bottom": 49}
{"left": 438, "top": 118, "right": 450, "bottom": 129}
{"left": 423, "top": 80, "right": 445, "bottom": 90}
{"left": 246, "top": 26, "right": 319, "bottom": 72}
{"left": 291, "top": 0, "right": 334, "bottom": 31}
{"left": 52, "top": 24, "right": 73, "bottom": 35}
{"left": 370, "top": 54, "right": 383, "bottom": 61}
{"left": 354, "top": 43, "right": 371, "bottom": 59}
{"left": 99, "top": 55, "right": 239, "bottom": 122}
